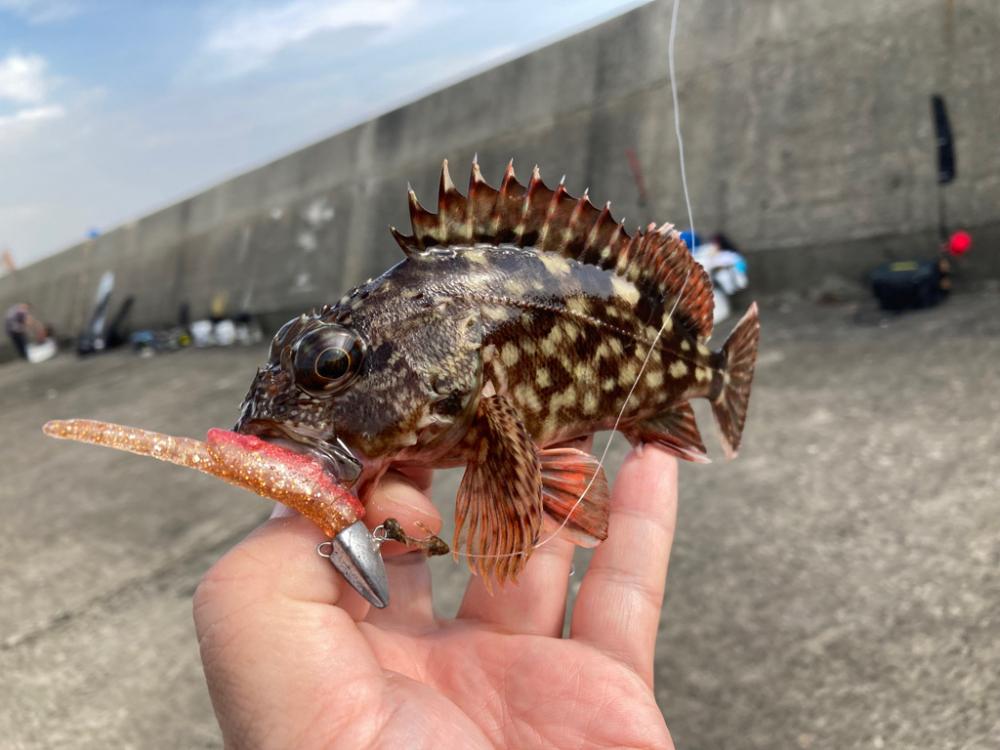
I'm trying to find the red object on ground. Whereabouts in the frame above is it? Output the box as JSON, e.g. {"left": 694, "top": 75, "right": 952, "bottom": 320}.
{"left": 947, "top": 230, "right": 972, "bottom": 257}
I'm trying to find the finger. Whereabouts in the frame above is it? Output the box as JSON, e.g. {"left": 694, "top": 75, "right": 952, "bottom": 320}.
{"left": 237, "top": 509, "right": 373, "bottom": 618}
{"left": 457, "top": 533, "right": 575, "bottom": 636}
{"left": 363, "top": 471, "right": 443, "bottom": 558}
{"left": 390, "top": 465, "right": 434, "bottom": 492}
{"left": 365, "top": 552, "right": 436, "bottom": 629}
{"left": 362, "top": 474, "right": 437, "bottom": 628}
{"left": 193, "top": 514, "right": 382, "bottom": 743}
{"left": 269, "top": 470, "right": 440, "bottom": 618}
{"left": 570, "top": 445, "right": 678, "bottom": 686}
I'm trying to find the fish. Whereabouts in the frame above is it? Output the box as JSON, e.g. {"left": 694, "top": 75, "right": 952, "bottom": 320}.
{"left": 231, "top": 157, "right": 761, "bottom": 606}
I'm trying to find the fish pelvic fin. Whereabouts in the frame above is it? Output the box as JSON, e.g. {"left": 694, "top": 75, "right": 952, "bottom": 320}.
{"left": 538, "top": 446, "right": 610, "bottom": 548}
{"left": 711, "top": 302, "right": 761, "bottom": 459}
{"left": 627, "top": 402, "right": 711, "bottom": 464}
{"left": 454, "top": 394, "right": 543, "bottom": 587}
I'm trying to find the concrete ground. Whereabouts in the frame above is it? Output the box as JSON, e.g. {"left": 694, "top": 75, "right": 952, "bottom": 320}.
{"left": 2, "top": 290, "right": 998, "bottom": 749}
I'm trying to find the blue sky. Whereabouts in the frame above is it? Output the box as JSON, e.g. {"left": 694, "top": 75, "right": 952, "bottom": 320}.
{"left": 0, "top": 0, "right": 646, "bottom": 266}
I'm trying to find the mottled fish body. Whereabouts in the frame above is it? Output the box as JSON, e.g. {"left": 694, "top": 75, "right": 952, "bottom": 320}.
{"left": 237, "top": 159, "right": 760, "bottom": 582}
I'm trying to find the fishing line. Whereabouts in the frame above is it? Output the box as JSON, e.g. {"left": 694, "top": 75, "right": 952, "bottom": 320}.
{"left": 668, "top": 0, "right": 697, "bottom": 242}
{"left": 453, "top": 0, "right": 697, "bottom": 566}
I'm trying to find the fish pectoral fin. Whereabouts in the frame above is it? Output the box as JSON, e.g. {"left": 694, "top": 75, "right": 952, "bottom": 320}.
{"left": 628, "top": 402, "right": 711, "bottom": 464}
{"left": 455, "top": 394, "right": 543, "bottom": 586}
{"left": 539, "top": 446, "right": 610, "bottom": 548}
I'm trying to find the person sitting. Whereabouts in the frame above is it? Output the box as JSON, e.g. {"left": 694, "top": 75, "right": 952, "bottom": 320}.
{"left": 5, "top": 303, "right": 55, "bottom": 361}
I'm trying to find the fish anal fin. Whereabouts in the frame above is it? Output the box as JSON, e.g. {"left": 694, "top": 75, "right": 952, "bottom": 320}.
{"left": 539, "top": 446, "right": 610, "bottom": 548}
{"left": 455, "top": 394, "right": 543, "bottom": 586}
{"left": 628, "top": 402, "right": 711, "bottom": 464}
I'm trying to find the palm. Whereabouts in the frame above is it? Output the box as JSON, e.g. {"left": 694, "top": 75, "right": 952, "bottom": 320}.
{"left": 355, "top": 622, "right": 668, "bottom": 748}
{"left": 195, "top": 448, "right": 677, "bottom": 749}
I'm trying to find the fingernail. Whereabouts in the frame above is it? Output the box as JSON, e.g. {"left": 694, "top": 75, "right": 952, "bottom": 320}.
{"left": 380, "top": 477, "right": 432, "bottom": 514}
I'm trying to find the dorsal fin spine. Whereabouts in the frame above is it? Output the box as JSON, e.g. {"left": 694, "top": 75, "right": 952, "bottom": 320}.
{"left": 538, "top": 182, "right": 567, "bottom": 249}
{"left": 517, "top": 166, "right": 544, "bottom": 245}
{"left": 401, "top": 158, "right": 716, "bottom": 338}
{"left": 490, "top": 160, "right": 516, "bottom": 240}
{"left": 390, "top": 226, "right": 409, "bottom": 253}
{"left": 583, "top": 202, "right": 612, "bottom": 259}
{"left": 407, "top": 188, "right": 426, "bottom": 251}
{"left": 609, "top": 220, "right": 628, "bottom": 273}
{"left": 465, "top": 159, "right": 485, "bottom": 241}
{"left": 565, "top": 194, "right": 592, "bottom": 257}
{"left": 438, "top": 160, "right": 459, "bottom": 241}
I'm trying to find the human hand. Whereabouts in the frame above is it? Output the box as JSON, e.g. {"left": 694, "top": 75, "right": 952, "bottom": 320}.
{"left": 194, "top": 446, "right": 678, "bottom": 749}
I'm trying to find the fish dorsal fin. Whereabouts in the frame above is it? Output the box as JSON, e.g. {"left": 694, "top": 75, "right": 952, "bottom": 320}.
{"left": 391, "top": 158, "right": 715, "bottom": 340}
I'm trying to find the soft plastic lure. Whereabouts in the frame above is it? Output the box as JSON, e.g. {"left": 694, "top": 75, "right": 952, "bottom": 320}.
{"left": 44, "top": 419, "right": 363, "bottom": 534}
{"left": 42, "top": 419, "right": 390, "bottom": 604}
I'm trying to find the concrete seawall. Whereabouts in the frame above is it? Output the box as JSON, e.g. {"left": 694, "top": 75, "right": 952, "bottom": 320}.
{"left": 2, "top": 0, "right": 997, "bottom": 346}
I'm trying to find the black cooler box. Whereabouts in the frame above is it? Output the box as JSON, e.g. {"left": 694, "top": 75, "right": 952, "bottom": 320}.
{"left": 870, "top": 259, "right": 949, "bottom": 311}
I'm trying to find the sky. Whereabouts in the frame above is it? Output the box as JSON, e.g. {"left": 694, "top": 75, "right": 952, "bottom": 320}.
{"left": 0, "top": 0, "right": 646, "bottom": 267}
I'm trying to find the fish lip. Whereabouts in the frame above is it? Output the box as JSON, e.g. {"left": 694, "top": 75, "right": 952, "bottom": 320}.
{"left": 237, "top": 419, "right": 363, "bottom": 487}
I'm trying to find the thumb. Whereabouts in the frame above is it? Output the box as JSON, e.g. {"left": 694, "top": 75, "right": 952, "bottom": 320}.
{"left": 193, "top": 514, "right": 383, "bottom": 745}
{"left": 192, "top": 471, "right": 443, "bottom": 746}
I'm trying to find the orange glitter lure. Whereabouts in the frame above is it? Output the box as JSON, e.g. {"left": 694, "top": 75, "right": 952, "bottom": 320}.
{"left": 42, "top": 419, "right": 364, "bottom": 537}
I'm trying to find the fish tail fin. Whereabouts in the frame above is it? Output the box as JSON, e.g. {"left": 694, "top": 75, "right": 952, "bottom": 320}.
{"left": 711, "top": 302, "right": 760, "bottom": 459}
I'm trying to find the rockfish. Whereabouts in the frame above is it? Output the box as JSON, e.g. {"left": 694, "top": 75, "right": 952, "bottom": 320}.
{"left": 232, "top": 158, "right": 761, "bottom": 605}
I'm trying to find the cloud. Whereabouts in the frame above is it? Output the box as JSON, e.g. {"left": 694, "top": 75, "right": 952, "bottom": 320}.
{"left": 0, "top": 104, "right": 65, "bottom": 135}
{"left": 0, "top": 103, "right": 64, "bottom": 123}
{"left": 0, "top": 52, "right": 50, "bottom": 104}
{"left": 203, "top": 0, "right": 417, "bottom": 76}
{"left": 0, "top": 53, "right": 64, "bottom": 141}
{"left": 0, "top": 0, "right": 80, "bottom": 24}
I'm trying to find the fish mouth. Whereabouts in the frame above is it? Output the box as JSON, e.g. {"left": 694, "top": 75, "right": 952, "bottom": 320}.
{"left": 237, "top": 419, "right": 364, "bottom": 488}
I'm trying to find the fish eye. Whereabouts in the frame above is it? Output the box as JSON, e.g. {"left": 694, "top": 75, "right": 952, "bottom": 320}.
{"left": 292, "top": 325, "right": 365, "bottom": 395}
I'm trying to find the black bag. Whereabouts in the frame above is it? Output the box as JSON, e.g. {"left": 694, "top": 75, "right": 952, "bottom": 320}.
{"left": 870, "top": 259, "right": 949, "bottom": 311}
